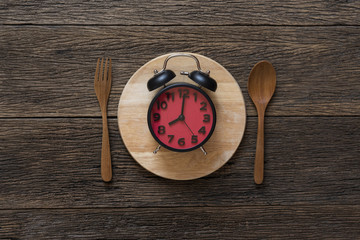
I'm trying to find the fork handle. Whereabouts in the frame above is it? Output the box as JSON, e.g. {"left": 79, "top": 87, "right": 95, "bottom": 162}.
{"left": 101, "top": 110, "right": 112, "bottom": 182}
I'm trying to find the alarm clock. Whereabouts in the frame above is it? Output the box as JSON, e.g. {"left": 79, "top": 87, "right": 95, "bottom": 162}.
{"left": 146, "top": 53, "right": 218, "bottom": 154}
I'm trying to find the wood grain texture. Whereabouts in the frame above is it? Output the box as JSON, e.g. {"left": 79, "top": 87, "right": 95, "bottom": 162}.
{"left": 1, "top": 117, "right": 359, "bottom": 208}
{"left": 1, "top": 0, "right": 360, "bottom": 26}
{"left": 1, "top": 2, "right": 360, "bottom": 238}
{"left": 0, "top": 26, "right": 359, "bottom": 117}
{"left": 1, "top": 206, "right": 359, "bottom": 239}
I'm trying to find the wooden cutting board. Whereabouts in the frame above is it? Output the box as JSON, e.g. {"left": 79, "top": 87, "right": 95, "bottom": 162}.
{"left": 118, "top": 53, "right": 246, "bottom": 180}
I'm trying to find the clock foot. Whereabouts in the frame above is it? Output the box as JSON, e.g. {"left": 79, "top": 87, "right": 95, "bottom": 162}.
{"left": 153, "top": 145, "right": 161, "bottom": 154}
{"left": 200, "top": 146, "right": 207, "bottom": 155}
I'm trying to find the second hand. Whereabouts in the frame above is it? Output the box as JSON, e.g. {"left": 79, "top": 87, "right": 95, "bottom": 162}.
{"left": 183, "top": 120, "right": 195, "bottom": 136}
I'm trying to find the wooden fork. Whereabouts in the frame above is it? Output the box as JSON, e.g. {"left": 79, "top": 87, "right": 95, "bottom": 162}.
{"left": 94, "top": 58, "right": 112, "bottom": 182}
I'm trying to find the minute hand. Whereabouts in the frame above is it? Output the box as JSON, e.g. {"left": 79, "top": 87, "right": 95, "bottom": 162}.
{"left": 181, "top": 95, "right": 187, "bottom": 115}
{"left": 169, "top": 96, "right": 187, "bottom": 126}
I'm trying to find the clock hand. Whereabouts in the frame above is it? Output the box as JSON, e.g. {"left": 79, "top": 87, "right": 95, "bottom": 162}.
{"left": 169, "top": 96, "right": 187, "bottom": 126}
{"left": 181, "top": 95, "right": 186, "bottom": 115}
{"left": 168, "top": 114, "right": 185, "bottom": 126}
{"left": 184, "top": 120, "right": 207, "bottom": 156}
{"left": 169, "top": 117, "right": 180, "bottom": 126}
{"left": 180, "top": 96, "right": 194, "bottom": 135}
{"left": 183, "top": 120, "right": 195, "bottom": 136}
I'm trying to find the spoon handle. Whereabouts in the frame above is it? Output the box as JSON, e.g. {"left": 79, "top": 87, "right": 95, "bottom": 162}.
{"left": 254, "top": 110, "right": 265, "bottom": 184}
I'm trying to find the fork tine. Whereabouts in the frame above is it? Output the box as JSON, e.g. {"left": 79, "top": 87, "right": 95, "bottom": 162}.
{"left": 95, "top": 58, "right": 100, "bottom": 82}
{"left": 103, "top": 58, "right": 108, "bottom": 82}
{"left": 99, "top": 58, "right": 104, "bottom": 81}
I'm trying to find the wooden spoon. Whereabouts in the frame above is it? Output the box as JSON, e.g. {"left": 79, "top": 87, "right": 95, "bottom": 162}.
{"left": 248, "top": 61, "right": 276, "bottom": 184}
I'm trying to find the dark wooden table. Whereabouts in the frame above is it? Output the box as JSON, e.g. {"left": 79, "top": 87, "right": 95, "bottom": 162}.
{"left": 1, "top": 1, "right": 359, "bottom": 239}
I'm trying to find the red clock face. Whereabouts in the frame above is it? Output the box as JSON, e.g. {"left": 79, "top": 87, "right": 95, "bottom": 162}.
{"left": 148, "top": 83, "right": 216, "bottom": 152}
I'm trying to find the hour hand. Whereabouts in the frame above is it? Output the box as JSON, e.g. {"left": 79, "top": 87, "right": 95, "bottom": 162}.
{"left": 168, "top": 114, "right": 184, "bottom": 126}
{"left": 168, "top": 117, "right": 180, "bottom": 126}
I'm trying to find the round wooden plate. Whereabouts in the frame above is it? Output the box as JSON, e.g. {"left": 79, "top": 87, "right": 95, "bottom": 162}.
{"left": 118, "top": 53, "right": 246, "bottom": 180}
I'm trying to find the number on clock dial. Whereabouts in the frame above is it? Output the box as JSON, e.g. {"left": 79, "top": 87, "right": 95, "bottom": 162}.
{"left": 149, "top": 84, "right": 215, "bottom": 151}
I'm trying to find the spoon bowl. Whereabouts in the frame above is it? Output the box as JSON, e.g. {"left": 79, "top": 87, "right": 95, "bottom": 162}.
{"left": 248, "top": 61, "right": 276, "bottom": 184}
